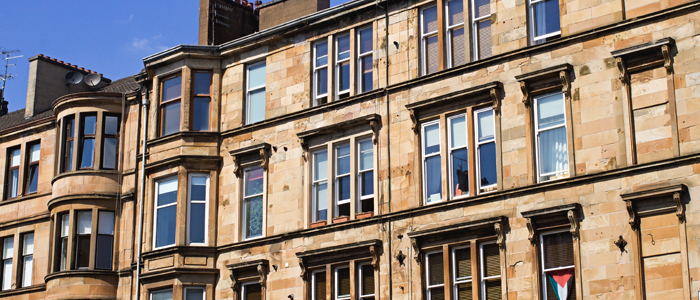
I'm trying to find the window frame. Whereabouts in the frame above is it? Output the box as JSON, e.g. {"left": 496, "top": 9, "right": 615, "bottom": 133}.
{"left": 420, "top": 5, "right": 440, "bottom": 76}
{"left": 23, "top": 142, "right": 40, "bottom": 195}
{"left": 101, "top": 114, "right": 120, "bottom": 170}
{"left": 313, "top": 41, "right": 329, "bottom": 106}
{"left": 357, "top": 262, "right": 375, "bottom": 300}
{"left": 242, "top": 167, "right": 264, "bottom": 241}
{"left": 334, "top": 265, "right": 351, "bottom": 300}
{"left": 20, "top": 232, "right": 33, "bottom": 288}
{"left": 191, "top": 70, "right": 212, "bottom": 131}
{"left": 334, "top": 144, "right": 351, "bottom": 218}
{"left": 357, "top": 138, "right": 374, "bottom": 213}
{"left": 312, "top": 149, "right": 329, "bottom": 223}
{"left": 421, "top": 119, "right": 442, "bottom": 204}
{"left": 356, "top": 26, "right": 373, "bottom": 94}
{"left": 241, "top": 281, "right": 262, "bottom": 300}
{"left": 1, "top": 236, "right": 13, "bottom": 291}
{"left": 479, "top": 241, "right": 501, "bottom": 300}
{"left": 424, "top": 250, "right": 445, "bottom": 300}
{"left": 311, "top": 269, "right": 326, "bottom": 300}
{"left": 74, "top": 210, "right": 92, "bottom": 270}
{"left": 61, "top": 116, "right": 76, "bottom": 173}
{"left": 335, "top": 33, "right": 351, "bottom": 100}
{"left": 246, "top": 62, "right": 267, "bottom": 125}
{"left": 474, "top": 107, "right": 497, "bottom": 193}
{"left": 533, "top": 92, "right": 569, "bottom": 182}
{"left": 451, "top": 245, "right": 472, "bottom": 299}
{"left": 5, "top": 146, "right": 21, "bottom": 200}
{"left": 78, "top": 113, "right": 97, "bottom": 170}
{"left": 445, "top": 0, "right": 465, "bottom": 68}
{"left": 471, "top": 0, "right": 492, "bottom": 60}
{"left": 187, "top": 173, "right": 210, "bottom": 246}
{"left": 57, "top": 213, "right": 69, "bottom": 272}
{"left": 159, "top": 74, "right": 182, "bottom": 137}
{"left": 539, "top": 228, "right": 575, "bottom": 300}
{"left": 528, "top": 0, "right": 561, "bottom": 44}
{"left": 95, "top": 210, "right": 115, "bottom": 270}
{"left": 447, "top": 114, "right": 469, "bottom": 199}
{"left": 153, "top": 176, "right": 178, "bottom": 250}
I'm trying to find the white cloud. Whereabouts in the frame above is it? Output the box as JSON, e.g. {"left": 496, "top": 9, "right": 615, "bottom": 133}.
{"left": 127, "top": 35, "right": 166, "bottom": 52}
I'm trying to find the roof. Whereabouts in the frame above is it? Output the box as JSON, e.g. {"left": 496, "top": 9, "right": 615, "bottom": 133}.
{"left": 98, "top": 75, "right": 139, "bottom": 93}
{"left": 0, "top": 108, "right": 53, "bottom": 133}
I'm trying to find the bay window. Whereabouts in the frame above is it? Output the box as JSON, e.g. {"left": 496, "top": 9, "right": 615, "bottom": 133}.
{"left": 472, "top": 0, "right": 492, "bottom": 60}
{"left": 192, "top": 71, "right": 212, "bottom": 131}
{"left": 446, "top": 0, "right": 465, "bottom": 67}
{"left": 335, "top": 34, "right": 351, "bottom": 100}
{"left": 246, "top": 62, "right": 266, "bottom": 125}
{"left": 79, "top": 114, "right": 97, "bottom": 169}
{"left": 188, "top": 174, "right": 209, "bottom": 245}
{"left": 312, "top": 150, "right": 329, "bottom": 223}
{"left": 421, "top": 5, "right": 439, "bottom": 75}
{"left": 20, "top": 233, "right": 33, "bottom": 288}
{"left": 62, "top": 116, "right": 75, "bottom": 172}
{"left": 528, "top": 0, "right": 561, "bottom": 44}
{"left": 243, "top": 168, "right": 263, "bottom": 240}
{"left": 24, "top": 143, "right": 40, "bottom": 194}
{"left": 102, "top": 115, "right": 120, "bottom": 170}
{"left": 160, "top": 74, "right": 182, "bottom": 136}
{"left": 422, "top": 121, "right": 442, "bottom": 204}
{"left": 1, "top": 237, "right": 12, "bottom": 290}
{"left": 154, "top": 177, "right": 178, "bottom": 249}
{"left": 6, "top": 147, "right": 20, "bottom": 199}
{"left": 313, "top": 41, "right": 329, "bottom": 106}
{"left": 534, "top": 93, "right": 569, "bottom": 182}
{"left": 357, "top": 27, "right": 373, "bottom": 94}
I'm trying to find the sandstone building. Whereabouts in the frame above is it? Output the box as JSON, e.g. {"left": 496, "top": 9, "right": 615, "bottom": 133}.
{"left": 1, "top": 0, "right": 700, "bottom": 299}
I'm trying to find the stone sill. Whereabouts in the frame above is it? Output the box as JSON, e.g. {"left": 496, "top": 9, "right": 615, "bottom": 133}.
{"left": 51, "top": 169, "right": 119, "bottom": 185}
{"left": 0, "top": 284, "right": 46, "bottom": 297}
{"left": 45, "top": 269, "right": 118, "bottom": 282}
{"left": 146, "top": 131, "right": 220, "bottom": 148}
{"left": 0, "top": 192, "right": 51, "bottom": 207}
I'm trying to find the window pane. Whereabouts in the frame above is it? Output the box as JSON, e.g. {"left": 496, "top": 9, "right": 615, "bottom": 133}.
{"left": 67, "top": 118, "right": 75, "bottom": 138}
{"left": 538, "top": 126, "right": 568, "bottom": 176}
{"left": 2, "top": 260, "right": 10, "bottom": 290}
{"left": 248, "top": 63, "right": 266, "bottom": 89}
{"left": 475, "top": 0, "right": 490, "bottom": 17}
{"left": 245, "top": 196, "right": 263, "bottom": 238}
{"left": 9, "top": 169, "right": 19, "bottom": 198}
{"left": 337, "top": 145, "right": 350, "bottom": 174}
{"left": 485, "top": 280, "right": 502, "bottom": 300}
{"left": 337, "top": 176, "right": 350, "bottom": 202}
{"left": 26, "top": 165, "right": 38, "bottom": 194}
{"left": 337, "top": 35, "right": 350, "bottom": 61}
{"left": 478, "top": 142, "right": 498, "bottom": 187}
{"left": 361, "top": 264, "right": 375, "bottom": 295}
{"left": 2, "top": 238, "right": 13, "bottom": 259}
{"left": 314, "top": 272, "right": 326, "bottom": 300}
{"left": 22, "top": 256, "right": 32, "bottom": 287}
{"left": 191, "top": 176, "right": 207, "bottom": 201}
{"left": 158, "top": 178, "right": 178, "bottom": 206}
{"left": 75, "top": 235, "right": 90, "bottom": 269}
{"left": 533, "top": 0, "right": 561, "bottom": 38}
{"left": 315, "top": 42, "right": 328, "bottom": 66}
{"left": 338, "top": 61, "right": 350, "bottom": 92}
{"left": 427, "top": 35, "right": 439, "bottom": 74}
{"left": 103, "top": 138, "right": 117, "bottom": 169}
{"left": 80, "top": 138, "right": 95, "bottom": 168}
{"left": 483, "top": 243, "right": 501, "bottom": 277}
{"left": 456, "top": 282, "right": 473, "bottom": 300}
{"left": 423, "top": 6, "right": 438, "bottom": 33}
{"left": 428, "top": 252, "right": 444, "bottom": 285}
{"left": 61, "top": 214, "right": 70, "bottom": 237}
{"left": 104, "top": 116, "right": 119, "bottom": 135}
{"left": 245, "top": 168, "right": 264, "bottom": 197}
{"left": 23, "top": 234, "right": 33, "bottom": 255}
{"left": 314, "top": 151, "right": 328, "bottom": 181}
{"left": 98, "top": 211, "right": 115, "bottom": 235}
{"left": 83, "top": 115, "right": 97, "bottom": 135}
{"left": 156, "top": 205, "right": 177, "bottom": 247}
{"left": 65, "top": 141, "right": 74, "bottom": 172}
{"left": 359, "top": 28, "right": 373, "bottom": 54}
{"left": 450, "top": 116, "right": 467, "bottom": 148}
{"left": 451, "top": 27, "right": 466, "bottom": 67}
{"left": 452, "top": 148, "right": 469, "bottom": 197}
{"left": 189, "top": 203, "right": 206, "bottom": 243}
{"left": 244, "top": 283, "right": 262, "bottom": 300}
{"left": 426, "top": 156, "right": 442, "bottom": 203}
{"left": 30, "top": 144, "right": 41, "bottom": 162}
{"left": 193, "top": 97, "right": 210, "bottom": 131}
{"left": 430, "top": 288, "right": 445, "bottom": 300}
{"left": 448, "top": 0, "right": 463, "bottom": 25}
{"left": 194, "top": 72, "right": 212, "bottom": 95}
{"left": 454, "top": 248, "right": 471, "bottom": 281}
{"left": 537, "top": 93, "right": 565, "bottom": 129}
{"left": 162, "top": 101, "right": 181, "bottom": 136}
{"left": 10, "top": 148, "right": 20, "bottom": 167}
{"left": 361, "top": 56, "right": 373, "bottom": 93}
{"left": 317, "top": 68, "right": 328, "bottom": 96}
{"left": 77, "top": 211, "right": 92, "bottom": 234}
{"left": 152, "top": 289, "right": 174, "bottom": 300}
{"left": 361, "top": 171, "right": 374, "bottom": 197}
{"left": 314, "top": 182, "right": 328, "bottom": 221}
{"left": 337, "top": 267, "right": 350, "bottom": 297}
{"left": 248, "top": 89, "right": 266, "bottom": 124}
{"left": 542, "top": 231, "right": 574, "bottom": 269}
{"left": 95, "top": 235, "right": 113, "bottom": 270}
{"left": 60, "top": 238, "right": 68, "bottom": 271}
{"left": 185, "top": 288, "right": 205, "bottom": 300}
{"left": 359, "top": 140, "right": 373, "bottom": 170}
{"left": 477, "top": 110, "right": 494, "bottom": 141}
{"left": 545, "top": 270, "right": 575, "bottom": 300}
{"left": 478, "top": 20, "right": 492, "bottom": 59}
{"left": 163, "top": 76, "right": 182, "bottom": 101}
{"left": 424, "top": 123, "right": 440, "bottom": 154}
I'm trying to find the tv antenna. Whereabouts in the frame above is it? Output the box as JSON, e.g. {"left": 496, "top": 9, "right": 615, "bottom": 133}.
{"left": 0, "top": 48, "right": 22, "bottom": 101}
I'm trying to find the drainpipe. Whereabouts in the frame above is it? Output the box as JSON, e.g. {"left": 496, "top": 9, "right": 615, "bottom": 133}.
{"left": 383, "top": 1, "right": 393, "bottom": 300}
{"left": 135, "top": 87, "right": 149, "bottom": 300}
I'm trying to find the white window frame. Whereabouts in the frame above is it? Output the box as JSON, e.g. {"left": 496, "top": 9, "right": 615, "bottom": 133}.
{"left": 528, "top": 0, "right": 561, "bottom": 44}
{"left": 243, "top": 166, "right": 264, "bottom": 240}
{"left": 479, "top": 241, "right": 501, "bottom": 300}
{"left": 153, "top": 176, "right": 178, "bottom": 250}
{"left": 334, "top": 144, "right": 351, "bottom": 217}
{"left": 187, "top": 174, "right": 210, "bottom": 246}
{"left": 425, "top": 250, "right": 444, "bottom": 300}
{"left": 445, "top": 0, "right": 465, "bottom": 68}
{"left": 311, "top": 270, "right": 326, "bottom": 300}
{"left": 358, "top": 263, "right": 375, "bottom": 300}
{"left": 246, "top": 61, "right": 267, "bottom": 125}
{"left": 420, "top": 5, "right": 439, "bottom": 75}
{"left": 150, "top": 288, "right": 173, "bottom": 300}
{"left": 184, "top": 286, "right": 206, "bottom": 300}
{"left": 59, "top": 213, "right": 69, "bottom": 271}
{"left": 474, "top": 107, "right": 497, "bottom": 193}
{"left": 241, "top": 281, "right": 261, "bottom": 300}
{"left": 74, "top": 210, "right": 92, "bottom": 270}
{"left": 451, "top": 246, "right": 471, "bottom": 300}
{"left": 448, "top": 114, "right": 469, "bottom": 199}
{"left": 313, "top": 41, "right": 329, "bottom": 106}
{"left": 357, "top": 138, "right": 374, "bottom": 212}
{"left": 356, "top": 26, "right": 373, "bottom": 94}
{"left": 334, "top": 266, "right": 351, "bottom": 300}
{"left": 422, "top": 120, "right": 442, "bottom": 204}
{"left": 533, "top": 92, "right": 568, "bottom": 182}
{"left": 21, "top": 233, "right": 33, "bottom": 288}
{"left": 540, "top": 228, "right": 575, "bottom": 300}
{"left": 312, "top": 150, "right": 328, "bottom": 222}
{"left": 471, "top": 0, "right": 491, "bottom": 60}
{"left": 1, "top": 236, "right": 13, "bottom": 291}
{"left": 335, "top": 33, "right": 351, "bottom": 100}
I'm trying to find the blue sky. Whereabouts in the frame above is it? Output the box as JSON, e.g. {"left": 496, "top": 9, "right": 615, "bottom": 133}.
{"left": 1, "top": 0, "right": 349, "bottom": 113}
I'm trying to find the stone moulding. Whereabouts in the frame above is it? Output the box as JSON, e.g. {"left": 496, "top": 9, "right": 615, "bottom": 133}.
{"left": 612, "top": 37, "right": 676, "bottom": 81}
{"left": 515, "top": 64, "right": 573, "bottom": 106}
{"left": 621, "top": 184, "right": 687, "bottom": 228}
{"left": 296, "top": 114, "right": 381, "bottom": 161}
{"left": 407, "top": 216, "right": 507, "bottom": 264}
{"left": 521, "top": 203, "right": 581, "bottom": 243}
{"left": 226, "top": 259, "right": 269, "bottom": 294}
{"left": 228, "top": 143, "right": 271, "bottom": 177}
{"left": 296, "top": 239, "right": 382, "bottom": 281}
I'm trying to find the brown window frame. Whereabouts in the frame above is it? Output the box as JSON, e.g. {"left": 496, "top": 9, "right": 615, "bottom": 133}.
{"left": 23, "top": 141, "right": 40, "bottom": 195}
{"left": 61, "top": 115, "right": 76, "bottom": 173}
{"left": 101, "top": 114, "right": 120, "bottom": 170}
{"left": 5, "top": 146, "right": 21, "bottom": 200}
{"left": 78, "top": 113, "right": 98, "bottom": 170}
{"left": 191, "top": 70, "right": 212, "bottom": 131}
{"left": 52, "top": 209, "right": 115, "bottom": 273}
{"left": 159, "top": 73, "right": 182, "bottom": 137}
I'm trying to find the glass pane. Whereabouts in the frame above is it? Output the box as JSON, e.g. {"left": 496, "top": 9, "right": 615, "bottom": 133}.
{"left": 248, "top": 63, "right": 266, "bottom": 89}
{"left": 448, "top": 0, "right": 463, "bottom": 25}
{"left": 451, "top": 27, "right": 466, "bottom": 67}
{"left": 162, "top": 76, "right": 182, "bottom": 101}
{"left": 189, "top": 203, "right": 206, "bottom": 243}
{"left": 22, "top": 256, "right": 32, "bottom": 287}
{"left": 337, "top": 267, "right": 351, "bottom": 297}
{"left": 359, "top": 140, "right": 373, "bottom": 170}
{"left": 103, "top": 138, "right": 117, "bottom": 169}
{"left": 60, "top": 238, "right": 68, "bottom": 271}
{"left": 2, "top": 260, "right": 11, "bottom": 290}
{"left": 542, "top": 231, "right": 574, "bottom": 269}
{"left": 475, "top": 0, "right": 490, "bottom": 18}
{"left": 26, "top": 165, "right": 38, "bottom": 194}
{"left": 427, "top": 35, "right": 439, "bottom": 74}
{"left": 430, "top": 287, "right": 446, "bottom": 300}
{"left": 456, "top": 282, "right": 473, "bottom": 300}
{"left": 61, "top": 214, "right": 70, "bottom": 237}
{"left": 454, "top": 248, "right": 471, "bottom": 280}
{"left": 156, "top": 205, "right": 177, "bottom": 247}
{"left": 193, "top": 97, "right": 210, "bottom": 131}
{"left": 65, "top": 141, "right": 73, "bottom": 172}
{"left": 98, "top": 211, "right": 115, "bottom": 235}
{"left": 30, "top": 143, "right": 41, "bottom": 162}
{"left": 537, "top": 93, "right": 565, "bottom": 129}
{"left": 485, "top": 280, "right": 502, "bottom": 300}
{"left": 151, "top": 289, "right": 174, "bottom": 300}
{"left": 158, "top": 178, "right": 178, "bottom": 206}
{"left": 314, "top": 151, "right": 328, "bottom": 181}
{"left": 482, "top": 243, "right": 501, "bottom": 277}
{"left": 185, "top": 288, "right": 205, "bottom": 300}
{"left": 452, "top": 148, "right": 469, "bottom": 197}
{"left": 477, "top": 110, "right": 495, "bottom": 142}
{"left": 76, "top": 235, "right": 90, "bottom": 268}
{"left": 83, "top": 115, "right": 97, "bottom": 135}
{"left": 538, "top": 127, "right": 568, "bottom": 176}
{"left": 428, "top": 252, "right": 444, "bottom": 285}
{"left": 339, "top": 61, "right": 350, "bottom": 92}
{"left": 23, "top": 233, "right": 33, "bottom": 255}
{"left": 314, "top": 272, "right": 326, "bottom": 300}
{"left": 2, "top": 238, "right": 13, "bottom": 259}
{"left": 478, "top": 20, "right": 492, "bottom": 59}
{"left": 423, "top": 6, "right": 438, "bottom": 33}
{"left": 361, "top": 56, "right": 373, "bottom": 93}
{"left": 533, "top": 0, "right": 561, "bottom": 38}
{"left": 245, "top": 167, "right": 264, "bottom": 196}
{"left": 337, "top": 145, "right": 350, "bottom": 174}
{"left": 426, "top": 156, "right": 442, "bottom": 203}
{"left": 450, "top": 116, "right": 467, "bottom": 148}
{"left": 104, "top": 116, "right": 119, "bottom": 136}
{"left": 424, "top": 123, "right": 440, "bottom": 154}
{"left": 244, "top": 284, "right": 262, "bottom": 300}
{"left": 337, "top": 176, "right": 350, "bottom": 202}
{"left": 245, "top": 196, "right": 263, "bottom": 238}
{"left": 9, "top": 169, "right": 18, "bottom": 198}
{"left": 359, "top": 28, "right": 373, "bottom": 54}
{"left": 314, "top": 182, "right": 328, "bottom": 221}
{"left": 77, "top": 211, "right": 92, "bottom": 234}
{"left": 80, "top": 138, "right": 95, "bottom": 168}
{"left": 194, "top": 72, "right": 212, "bottom": 95}
{"left": 478, "top": 142, "right": 498, "bottom": 188}
{"left": 315, "top": 42, "right": 328, "bottom": 66}
{"left": 190, "top": 176, "right": 207, "bottom": 201}
{"left": 10, "top": 148, "right": 20, "bottom": 167}
{"left": 162, "top": 101, "right": 181, "bottom": 136}
{"left": 361, "top": 171, "right": 374, "bottom": 197}
{"left": 361, "top": 264, "right": 375, "bottom": 295}
{"left": 67, "top": 118, "right": 75, "bottom": 138}
{"left": 95, "top": 235, "right": 113, "bottom": 270}
{"left": 317, "top": 68, "right": 328, "bottom": 96}
{"left": 248, "top": 89, "right": 266, "bottom": 124}
{"left": 545, "top": 270, "right": 575, "bottom": 300}
{"left": 337, "top": 35, "right": 350, "bottom": 61}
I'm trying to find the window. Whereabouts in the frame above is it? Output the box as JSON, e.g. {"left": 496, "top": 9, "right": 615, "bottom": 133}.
{"left": 358, "top": 139, "right": 374, "bottom": 213}
{"left": 57, "top": 214, "right": 69, "bottom": 271}
{"left": 79, "top": 114, "right": 97, "bottom": 169}
{"left": 422, "top": 121, "right": 442, "bottom": 204}
{"left": 540, "top": 230, "right": 575, "bottom": 300}
{"left": 154, "top": 177, "right": 178, "bottom": 249}
{"left": 185, "top": 287, "right": 205, "bottom": 300}
{"left": 20, "top": 233, "right": 33, "bottom": 288}
{"left": 75, "top": 211, "right": 91, "bottom": 269}
{"left": 335, "top": 34, "right": 351, "bottom": 100}
{"left": 96, "top": 211, "right": 114, "bottom": 270}
{"left": 306, "top": 261, "right": 375, "bottom": 300}
{"left": 534, "top": 93, "right": 569, "bottom": 182}
{"left": 160, "top": 75, "right": 182, "bottom": 136}
{"left": 357, "top": 27, "right": 373, "bottom": 94}
{"left": 423, "top": 243, "right": 502, "bottom": 300}
{"left": 151, "top": 289, "right": 174, "bottom": 300}
{"left": 528, "top": 0, "right": 561, "bottom": 44}
{"left": 335, "top": 266, "right": 351, "bottom": 300}
{"left": 312, "top": 150, "right": 328, "bottom": 222}
{"left": 421, "top": 5, "right": 439, "bottom": 75}
{"left": 313, "top": 41, "right": 329, "bottom": 106}
{"left": 6, "top": 147, "right": 20, "bottom": 199}
{"left": 188, "top": 174, "right": 209, "bottom": 245}
{"left": 243, "top": 168, "right": 263, "bottom": 240}
{"left": 448, "top": 115, "right": 469, "bottom": 198}
{"left": 425, "top": 251, "right": 445, "bottom": 300}
{"left": 192, "top": 71, "right": 212, "bottom": 131}
{"left": 311, "top": 270, "right": 326, "bottom": 300}
{"left": 102, "top": 115, "right": 120, "bottom": 170}
{"left": 358, "top": 263, "right": 375, "bottom": 300}
{"left": 471, "top": 0, "right": 492, "bottom": 60}
{"left": 246, "top": 62, "right": 266, "bottom": 125}
{"left": 475, "top": 108, "right": 497, "bottom": 193}
{"left": 62, "top": 116, "right": 75, "bottom": 172}
{"left": 480, "top": 242, "right": 502, "bottom": 300}
{"left": 452, "top": 247, "right": 471, "bottom": 300}
{"left": 242, "top": 282, "right": 262, "bottom": 300}
{"left": 335, "top": 144, "right": 351, "bottom": 217}
{"left": 446, "top": 0, "right": 465, "bottom": 67}
{"left": 24, "top": 143, "right": 40, "bottom": 194}
{"left": 1, "top": 236, "right": 12, "bottom": 291}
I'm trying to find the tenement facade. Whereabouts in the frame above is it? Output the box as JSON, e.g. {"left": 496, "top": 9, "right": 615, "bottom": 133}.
{"left": 1, "top": 0, "right": 700, "bottom": 299}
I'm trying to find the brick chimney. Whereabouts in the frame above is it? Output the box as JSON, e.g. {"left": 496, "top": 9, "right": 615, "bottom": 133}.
{"left": 257, "top": 0, "right": 329, "bottom": 30}
{"left": 198, "top": 0, "right": 259, "bottom": 46}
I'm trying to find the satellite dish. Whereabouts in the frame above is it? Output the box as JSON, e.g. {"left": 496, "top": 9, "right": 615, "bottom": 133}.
{"left": 65, "top": 72, "right": 83, "bottom": 85}
{"left": 85, "top": 73, "right": 102, "bottom": 87}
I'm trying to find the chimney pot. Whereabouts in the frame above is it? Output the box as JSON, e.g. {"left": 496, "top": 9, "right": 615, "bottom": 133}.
{"left": 79, "top": 67, "right": 85, "bottom": 71}
{"left": 45, "top": 56, "right": 51, "bottom": 60}
{"left": 58, "top": 60, "right": 64, "bottom": 64}
{"left": 38, "top": 54, "right": 44, "bottom": 57}
{"left": 72, "top": 65, "right": 78, "bottom": 68}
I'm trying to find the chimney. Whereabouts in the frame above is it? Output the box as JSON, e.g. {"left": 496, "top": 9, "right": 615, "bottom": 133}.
{"left": 198, "top": 0, "right": 259, "bottom": 46}
{"left": 0, "top": 89, "right": 7, "bottom": 116}
{"left": 258, "top": 0, "right": 329, "bottom": 30}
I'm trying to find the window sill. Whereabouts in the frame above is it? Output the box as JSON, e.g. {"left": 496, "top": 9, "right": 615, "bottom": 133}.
{"left": 45, "top": 269, "right": 118, "bottom": 282}
{"left": 141, "top": 245, "right": 217, "bottom": 260}
{"left": 0, "top": 192, "right": 51, "bottom": 207}
{"left": 146, "top": 131, "right": 220, "bottom": 147}
{"left": 51, "top": 169, "right": 119, "bottom": 185}
{"left": 0, "top": 284, "right": 46, "bottom": 297}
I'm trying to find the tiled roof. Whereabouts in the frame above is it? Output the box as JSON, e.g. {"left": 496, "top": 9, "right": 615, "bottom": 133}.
{"left": 98, "top": 75, "right": 139, "bottom": 93}
{"left": 0, "top": 108, "right": 53, "bottom": 133}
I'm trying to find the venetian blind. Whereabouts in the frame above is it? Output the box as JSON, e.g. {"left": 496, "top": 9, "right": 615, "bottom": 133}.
{"left": 315, "top": 272, "right": 326, "bottom": 300}
{"left": 455, "top": 248, "right": 471, "bottom": 281}
{"left": 361, "top": 264, "right": 375, "bottom": 295}
{"left": 428, "top": 252, "right": 444, "bottom": 285}
{"left": 337, "top": 268, "right": 351, "bottom": 297}
{"left": 244, "top": 283, "right": 262, "bottom": 300}
{"left": 542, "top": 231, "right": 574, "bottom": 269}
{"left": 456, "top": 282, "right": 473, "bottom": 300}
{"left": 483, "top": 243, "right": 500, "bottom": 278}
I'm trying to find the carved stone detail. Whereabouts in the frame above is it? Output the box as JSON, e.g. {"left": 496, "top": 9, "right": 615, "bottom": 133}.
{"left": 662, "top": 44, "right": 673, "bottom": 75}
{"left": 674, "top": 192, "right": 684, "bottom": 223}
{"left": 260, "top": 148, "right": 269, "bottom": 171}
{"left": 568, "top": 210, "right": 579, "bottom": 240}
{"left": 232, "top": 156, "right": 241, "bottom": 178}
{"left": 369, "top": 245, "right": 379, "bottom": 269}
{"left": 490, "top": 88, "right": 501, "bottom": 115}
{"left": 299, "top": 258, "right": 307, "bottom": 281}
{"left": 520, "top": 81, "right": 530, "bottom": 107}
{"left": 300, "top": 138, "right": 308, "bottom": 162}
{"left": 525, "top": 218, "right": 536, "bottom": 243}
{"left": 370, "top": 120, "right": 379, "bottom": 145}
{"left": 560, "top": 70, "right": 571, "bottom": 96}
{"left": 495, "top": 222, "right": 505, "bottom": 248}
{"left": 411, "top": 239, "right": 421, "bottom": 264}
{"left": 626, "top": 201, "right": 637, "bottom": 230}
{"left": 409, "top": 110, "right": 418, "bottom": 133}
{"left": 258, "top": 264, "right": 267, "bottom": 287}
{"left": 230, "top": 271, "right": 239, "bottom": 293}
{"left": 616, "top": 57, "right": 627, "bottom": 85}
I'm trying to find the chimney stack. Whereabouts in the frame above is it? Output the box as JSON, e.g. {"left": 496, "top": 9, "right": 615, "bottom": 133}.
{"left": 257, "top": 0, "right": 329, "bottom": 30}
{"left": 0, "top": 89, "right": 7, "bottom": 116}
{"left": 198, "top": 0, "right": 259, "bottom": 46}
